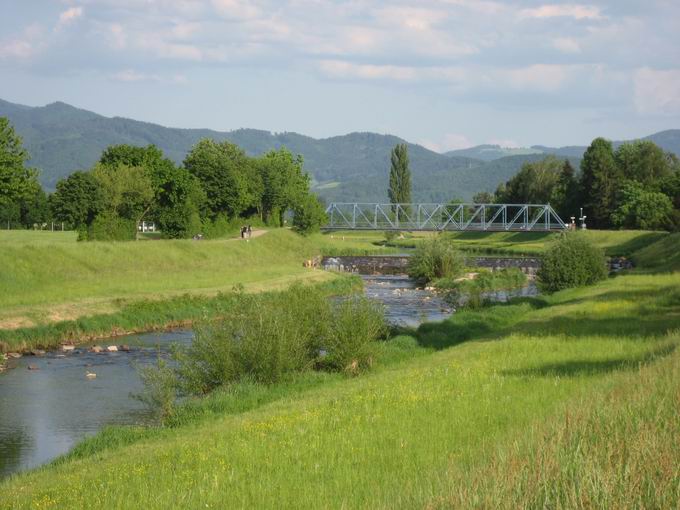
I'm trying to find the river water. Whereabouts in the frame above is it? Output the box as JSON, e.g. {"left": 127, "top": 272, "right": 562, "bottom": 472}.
{"left": 0, "top": 274, "right": 534, "bottom": 479}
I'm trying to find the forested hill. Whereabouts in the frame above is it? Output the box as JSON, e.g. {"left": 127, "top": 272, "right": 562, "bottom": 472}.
{"left": 1, "top": 98, "right": 485, "bottom": 202}
{"left": 1, "top": 98, "right": 677, "bottom": 202}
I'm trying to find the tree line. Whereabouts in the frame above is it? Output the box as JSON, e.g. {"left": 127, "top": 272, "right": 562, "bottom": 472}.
{"left": 0, "top": 117, "right": 326, "bottom": 239}
{"left": 485, "top": 138, "right": 680, "bottom": 230}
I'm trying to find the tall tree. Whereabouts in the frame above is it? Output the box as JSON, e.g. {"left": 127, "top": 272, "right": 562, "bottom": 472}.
{"left": 496, "top": 156, "right": 562, "bottom": 204}
{"left": 614, "top": 140, "right": 672, "bottom": 190}
{"left": 184, "top": 139, "right": 250, "bottom": 219}
{"left": 388, "top": 143, "right": 411, "bottom": 220}
{"left": 611, "top": 182, "right": 673, "bottom": 230}
{"left": 550, "top": 159, "right": 580, "bottom": 220}
{"left": 257, "top": 148, "right": 309, "bottom": 226}
{"left": 472, "top": 191, "right": 494, "bottom": 204}
{"left": 580, "top": 138, "right": 620, "bottom": 228}
{"left": 51, "top": 171, "right": 103, "bottom": 229}
{"left": 93, "top": 163, "right": 155, "bottom": 238}
{"left": 0, "top": 117, "right": 40, "bottom": 225}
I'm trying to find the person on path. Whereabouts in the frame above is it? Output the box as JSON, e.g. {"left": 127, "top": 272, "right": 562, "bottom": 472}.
{"left": 247, "top": 225, "right": 252, "bottom": 238}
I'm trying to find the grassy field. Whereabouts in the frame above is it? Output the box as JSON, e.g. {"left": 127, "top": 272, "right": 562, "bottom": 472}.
{"left": 2, "top": 233, "right": 678, "bottom": 508}
{"left": 0, "top": 229, "right": 334, "bottom": 331}
{"left": 0, "top": 228, "right": 397, "bottom": 350}
{"left": 379, "top": 229, "right": 669, "bottom": 257}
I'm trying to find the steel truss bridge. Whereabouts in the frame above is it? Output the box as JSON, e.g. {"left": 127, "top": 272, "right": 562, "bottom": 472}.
{"left": 323, "top": 203, "right": 568, "bottom": 232}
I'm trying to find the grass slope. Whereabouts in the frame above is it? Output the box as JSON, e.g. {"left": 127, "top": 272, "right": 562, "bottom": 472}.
{"left": 2, "top": 235, "right": 679, "bottom": 508}
{"left": 382, "top": 229, "right": 668, "bottom": 257}
{"left": 0, "top": 230, "right": 324, "bottom": 326}
{"left": 0, "top": 229, "right": 396, "bottom": 350}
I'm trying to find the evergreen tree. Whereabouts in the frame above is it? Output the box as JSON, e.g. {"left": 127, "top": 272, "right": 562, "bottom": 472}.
{"left": 550, "top": 159, "right": 580, "bottom": 220}
{"left": 388, "top": 143, "right": 411, "bottom": 220}
{"left": 580, "top": 138, "right": 620, "bottom": 228}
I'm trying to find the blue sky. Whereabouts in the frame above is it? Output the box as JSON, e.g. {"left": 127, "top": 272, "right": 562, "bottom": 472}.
{"left": 1, "top": 0, "right": 679, "bottom": 151}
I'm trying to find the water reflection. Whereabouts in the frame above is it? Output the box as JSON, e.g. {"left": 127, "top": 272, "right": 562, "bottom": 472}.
{"left": 0, "top": 330, "right": 192, "bottom": 479}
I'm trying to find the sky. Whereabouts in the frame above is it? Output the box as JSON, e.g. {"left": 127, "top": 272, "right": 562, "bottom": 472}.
{"left": 1, "top": 0, "right": 679, "bottom": 152}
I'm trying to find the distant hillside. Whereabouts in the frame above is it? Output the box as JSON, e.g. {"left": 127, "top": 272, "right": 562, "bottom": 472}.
{"left": 447, "top": 130, "right": 680, "bottom": 162}
{"left": 1, "top": 99, "right": 677, "bottom": 202}
{"left": 445, "top": 144, "right": 543, "bottom": 161}
{"left": 1, "top": 99, "right": 500, "bottom": 201}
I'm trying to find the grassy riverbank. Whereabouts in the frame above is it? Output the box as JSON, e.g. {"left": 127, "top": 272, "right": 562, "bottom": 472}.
{"left": 0, "top": 229, "right": 388, "bottom": 351}
{"left": 2, "top": 234, "right": 678, "bottom": 508}
{"left": 0, "top": 227, "right": 408, "bottom": 352}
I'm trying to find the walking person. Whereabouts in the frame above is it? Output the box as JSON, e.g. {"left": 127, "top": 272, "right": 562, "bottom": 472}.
{"left": 247, "top": 225, "right": 252, "bottom": 238}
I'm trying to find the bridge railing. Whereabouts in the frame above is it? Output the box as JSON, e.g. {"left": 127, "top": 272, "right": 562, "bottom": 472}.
{"left": 323, "top": 203, "right": 568, "bottom": 232}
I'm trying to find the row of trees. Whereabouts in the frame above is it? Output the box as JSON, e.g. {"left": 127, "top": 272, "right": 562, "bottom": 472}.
{"left": 0, "top": 117, "right": 327, "bottom": 239}
{"left": 489, "top": 138, "right": 680, "bottom": 230}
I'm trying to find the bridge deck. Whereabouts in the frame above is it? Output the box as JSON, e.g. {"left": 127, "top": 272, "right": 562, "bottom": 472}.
{"left": 323, "top": 203, "right": 568, "bottom": 232}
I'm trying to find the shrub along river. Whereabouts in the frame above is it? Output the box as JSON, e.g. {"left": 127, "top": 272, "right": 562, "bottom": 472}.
{"left": 0, "top": 260, "right": 538, "bottom": 479}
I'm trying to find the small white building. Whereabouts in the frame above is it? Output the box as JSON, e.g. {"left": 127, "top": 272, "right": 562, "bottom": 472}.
{"left": 138, "top": 221, "right": 156, "bottom": 233}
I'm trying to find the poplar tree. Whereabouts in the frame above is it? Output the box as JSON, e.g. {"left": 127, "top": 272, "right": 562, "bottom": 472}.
{"left": 388, "top": 143, "right": 411, "bottom": 220}
{"left": 580, "top": 137, "right": 620, "bottom": 228}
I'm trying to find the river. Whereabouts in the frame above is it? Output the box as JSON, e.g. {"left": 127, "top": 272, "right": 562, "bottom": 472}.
{"left": 0, "top": 273, "right": 535, "bottom": 479}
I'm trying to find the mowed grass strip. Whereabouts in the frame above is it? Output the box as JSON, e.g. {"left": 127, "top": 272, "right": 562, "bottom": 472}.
{"left": 0, "top": 229, "right": 320, "bottom": 310}
{"left": 3, "top": 266, "right": 679, "bottom": 509}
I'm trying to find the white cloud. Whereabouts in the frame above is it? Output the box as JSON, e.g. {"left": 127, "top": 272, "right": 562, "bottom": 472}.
{"left": 0, "top": 39, "right": 33, "bottom": 59}
{"left": 553, "top": 37, "right": 581, "bottom": 54}
{"left": 421, "top": 133, "right": 474, "bottom": 153}
{"left": 519, "top": 4, "right": 603, "bottom": 20}
{"left": 112, "top": 69, "right": 154, "bottom": 82}
{"left": 633, "top": 67, "right": 680, "bottom": 115}
{"left": 319, "top": 60, "right": 418, "bottom": 81}
{"left": 111, "top": 69, "right": 189, "bottom": 84}
{"left": 505, "top": 64, "right": 570, "bottom": 92}
{"left": 58, "top": 7, "right": 84, "bottom": 26}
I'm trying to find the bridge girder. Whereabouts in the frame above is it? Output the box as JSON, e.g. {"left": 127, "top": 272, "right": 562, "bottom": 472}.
{"left": 323, "top": 203, "right": 568, "bottom": 232}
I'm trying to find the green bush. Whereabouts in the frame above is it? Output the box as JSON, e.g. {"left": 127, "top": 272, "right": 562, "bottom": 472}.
{"left": 407, "top": 237, "right": 465, "bottom": 283}
{"left": 133, "top": 357, "right": 177, "bottom": 424}
{"left": 85, "top": 211, "right": 136, "bottom": 241}
{"left": 538, "top": 233, "right": 607, "bottom": 292}
{"left": 293, "top": 194, "right": 327, "bottom": 235}
{"left": 171, "top": 284, "right": 385, "bottom": 395}
{"left": 318, "top": 297, "right": 387, "bottom": 374}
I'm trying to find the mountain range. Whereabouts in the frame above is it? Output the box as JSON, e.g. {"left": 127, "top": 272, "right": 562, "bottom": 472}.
{"left": 1, "top": 98, "right": 678, "bottom": 203}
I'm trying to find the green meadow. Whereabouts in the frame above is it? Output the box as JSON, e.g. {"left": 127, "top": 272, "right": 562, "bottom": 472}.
{"left": 1, "top": 231, "right": 678, "bottom": 508}
{"left": 383, "top": 229, "right": 668, "bottom": 257}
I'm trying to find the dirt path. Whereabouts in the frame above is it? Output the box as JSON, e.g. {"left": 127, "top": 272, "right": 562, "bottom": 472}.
{"left": 230, "top": 228, "right": 268, "bottom": 241}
